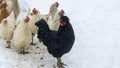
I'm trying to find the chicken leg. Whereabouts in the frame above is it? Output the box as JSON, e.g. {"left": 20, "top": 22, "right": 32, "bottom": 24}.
{"left": 6, "top": 41, "right": 11, "bottom": 48}
{"left": 19, "top": 48, "right": 29, "bottom": 54}
{"left": 57, "top": 58, "right": 67, "bottom": 68}
{"left": 30, "top": 33, "right": 36, "bottom": 45}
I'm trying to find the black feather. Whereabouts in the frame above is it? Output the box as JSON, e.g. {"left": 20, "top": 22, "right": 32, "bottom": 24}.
{"left": 35, "top": 16, "right": 75, "bottom": 58}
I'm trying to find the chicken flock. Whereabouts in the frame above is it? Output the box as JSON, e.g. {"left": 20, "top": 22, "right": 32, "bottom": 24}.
{"left": 0, "top": 1, "right": 75, "bottom": 68}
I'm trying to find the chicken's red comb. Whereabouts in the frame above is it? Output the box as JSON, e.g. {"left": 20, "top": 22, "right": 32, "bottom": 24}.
{"left": 3, "top": 19, "right": 7, "bottom": 23}
{"left": 55, "top": 2, "right": 59, "bottom": 6}
{"left": 55, "top": 2, "right": 59, "bottom": 4}
{"left": 24, "top": 16, "right": 30, "bottom": 22}
{"left": 61, "top": 9, "right": 65, "bottom": 14}
{"left": 32, "top": 8, "right": 38, "bottom": 14}
{"left": 33, "top": 8, "right": 36, "bottom": 11}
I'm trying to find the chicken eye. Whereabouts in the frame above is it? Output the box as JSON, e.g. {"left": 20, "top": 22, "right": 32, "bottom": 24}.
{"left": 31, "top": 13, "right": 33, "bottom": 16}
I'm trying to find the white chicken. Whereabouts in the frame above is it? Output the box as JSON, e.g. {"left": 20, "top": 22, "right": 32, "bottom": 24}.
{"left": 28, "top": 8, "right": 41, "bottom": 45}
{"left": 48, "top": 2, "right": 59, "bottom": 17}
{"left": 13, "top": 16, "right": 31, "bottom": 54}
{"left": 47, "top": 10, "right": 65, "bottom": 31}
{"left": 0, "top": 11, "right": 16, "bottom": 48}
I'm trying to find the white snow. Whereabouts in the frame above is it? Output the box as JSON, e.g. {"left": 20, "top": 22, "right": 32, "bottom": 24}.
{"left": 0, "top": 0, "right": 120, "bottom": 68}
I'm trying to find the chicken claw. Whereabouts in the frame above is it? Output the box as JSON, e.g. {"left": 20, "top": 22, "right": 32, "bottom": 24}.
{"left": 6, "top": 45, "right": 10, "bottom": 48}
{"left": 57, "top": 58, "right": 67, "bottom": 68}
{"left": 6, "top": 41, "right": 11, "bottom": 48}
{"left": 19, "top": 48, "right": 29, "bottom": 54}
{"left": 30, "top": 42, "right": 36, "bottom": 45}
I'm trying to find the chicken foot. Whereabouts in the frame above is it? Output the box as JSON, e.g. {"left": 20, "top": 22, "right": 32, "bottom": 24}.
{"left": 57, "top": 58, "right": 67, "bottom": 68}
{"left": 6, "top": 41, "right": 11, "bottom": 48}
{"left": 19, "top": 48, "right": 29, "bottom": 54}
{"left": 30, "top": 33, "right": 36, "bottom": 45}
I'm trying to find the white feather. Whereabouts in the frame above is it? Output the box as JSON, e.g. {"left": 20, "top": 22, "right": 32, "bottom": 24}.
{"left": 0, "top": 11, "right": 16, "bottom": 41}
{"left": 28, "top": 10, "right": 41, "bottom": 36}
{"left": 13, "top": 20, "right": 31, "bottom": 49}
{"left": 47, "top": 11, "right": 60, "bottom": 31}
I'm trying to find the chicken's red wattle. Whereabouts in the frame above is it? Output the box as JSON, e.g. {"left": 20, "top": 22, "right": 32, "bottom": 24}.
{"left": 24, "top": 16, "right": 30, "bottom": 23}
{"left": 60, "top": 21, "right": 66, "bottom": 26}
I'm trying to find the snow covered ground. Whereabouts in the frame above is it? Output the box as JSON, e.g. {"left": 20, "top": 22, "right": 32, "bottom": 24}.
{"left": 0, "top": 0, "right": 120, "bottom": 68}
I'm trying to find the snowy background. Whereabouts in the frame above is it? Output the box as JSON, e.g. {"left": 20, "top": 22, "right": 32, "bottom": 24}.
{"left": 0, "top": 0, "right": 120, "bottom": 68}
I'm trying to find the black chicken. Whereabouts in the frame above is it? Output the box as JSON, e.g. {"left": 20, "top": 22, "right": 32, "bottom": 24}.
{"left": 35, "top": 16, "right": 75, "bottom": 68}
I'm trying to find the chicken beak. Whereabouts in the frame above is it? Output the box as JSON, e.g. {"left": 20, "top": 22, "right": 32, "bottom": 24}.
{"left": 35, "top": 22, "right": 39, "bottom": 27}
